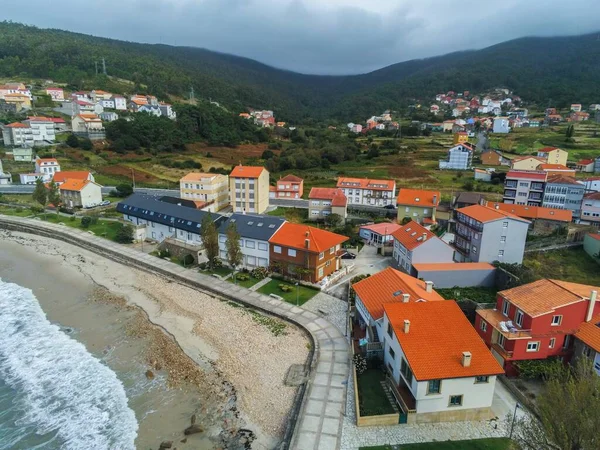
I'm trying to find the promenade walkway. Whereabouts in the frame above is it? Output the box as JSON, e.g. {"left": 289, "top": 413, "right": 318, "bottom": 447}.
{"left": 0, "top": 216, "right": 349, "bottom": 450}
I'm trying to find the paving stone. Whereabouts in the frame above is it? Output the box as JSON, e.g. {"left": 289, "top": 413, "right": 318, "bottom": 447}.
{"left": 305, "top": 399, "right": 325, "bottom": 415}
{"left": 296, "top": 431, "right": 318, "bottom": 450}
{"left": 317, "top": 434, "right": 338, "bottom": 450}
{"left": 301, "top": 415, "right": 322, "bottom": 433}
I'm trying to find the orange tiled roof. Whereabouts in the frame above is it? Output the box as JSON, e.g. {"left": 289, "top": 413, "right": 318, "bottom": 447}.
{"left": 308, "top": 188, "right": 347, "bottom": 207}
{"left": 499, "top": 279, "right": 599, "bottom": 317}
{"left": 230, "top": 165, "right": 266, "bottom": 178}
{"left": 360, "top": 222, "right": 402, "bottom": 236}
{"left": 279, "top": 174, "right": 303, "bottom": 183}
{"left": 353, "top": 267, "right": 444, "bottom": 320}
{"left": 52, "top": 171, "right": 91, "bottom": 183}
{"left": 59, "top": 179, "right": 90, "bottom": 192}
{"left": 179, "top": 172, "right": 218, "bottom": 182}
{"left": 538, "top": 164, "right": 571, "bottom": 170}
{"left": 588, "top": 233, "right": 600, "bottom": 241}
{"left": 396, "top": 188, "right": 440, "bottom": 208}
{"left": 537, "top": 147, "right": 562, "bottom": 154}
{"left": 413, "top": 262, "right": 494, "bottom": 272}
{"left": 492, "top": 203, "right": 572, "bottom": 222}
{"left": 458, "top": 204, "right": 530, "bottom": 224}
{"left": 512, "top": 155, "right": 546, "bottom": 163}
{"left": 578, "top": 159, "right": 594, "bottom": 165}
{"left": 384, "top": 301, "right": 504, "bottom": 380}
{"left": 575, "top": 315, "right": 600, "bottom": 353}
{"left": 546, "top": 174, "right": 579, "bottom": 185}
{"left": 337, "top": 177, "right": 395, "bottom": 191}
{"left": 268, "top": 222, "right": 348, "bottom": 253}
{"left": 37, "top": 158, "right": 58, "bottom": 164}
{"left": 5, "top": 122, "right": 28, "bottom": 128}
{"left": 391, "top": 220, "right": 438, "bottom": 251}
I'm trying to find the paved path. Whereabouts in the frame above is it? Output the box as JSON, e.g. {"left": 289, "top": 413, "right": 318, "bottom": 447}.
{"left": 0, "top": 215, "right": 349, "bottom": 450}
{"left": 249, "top": 276, "right": 272, "bottom": 291}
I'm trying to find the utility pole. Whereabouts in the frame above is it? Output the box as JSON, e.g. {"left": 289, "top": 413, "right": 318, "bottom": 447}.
{"left": 102, "top": 58, "right": 107, "bottom": 75}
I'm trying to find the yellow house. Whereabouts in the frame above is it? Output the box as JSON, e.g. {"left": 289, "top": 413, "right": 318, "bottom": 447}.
{"left": 510, "top": 156, "right": 546, "bottom": 171}
{"left": 3, "top": 93, "right": 31, "bottom": 110}
{"left": 180, "top": 172, "right": 230, "bottom": 212}
{"left": 453, "top": 132, "right": 469, "bottom": 145}
{"left": 536, "top": 147, "right": 568, "bottom": 166}
{"left": 229, "top": 165, "right": 270, "bottom": 214}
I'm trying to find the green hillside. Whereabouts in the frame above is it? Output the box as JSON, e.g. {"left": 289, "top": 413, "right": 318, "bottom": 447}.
{"left": 1, "top": 22, "right": 599, "bottom": 122}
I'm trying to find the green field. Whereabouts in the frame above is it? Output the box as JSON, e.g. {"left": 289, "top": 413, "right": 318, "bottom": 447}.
{"left": 227, "top": 274, "right": 260, "bottom": 289}
{"left": 37, "top": 214, "right": 126, "bottom": 242}
{"left": 524, "top": 247, "right": 600, "bottom": 286}
{"left": 0, "top": 204, "right": 35, "bottom": 217}
{"left": 360, "top": 438, "right": 514, "bottom": 450}
{"left": 256, "top": 279, "right": 319, "bottom": 305}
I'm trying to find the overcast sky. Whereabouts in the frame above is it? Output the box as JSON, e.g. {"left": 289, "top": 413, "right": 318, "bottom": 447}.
{"left": 4, "top": 0, "right": 600, "bottom": 74}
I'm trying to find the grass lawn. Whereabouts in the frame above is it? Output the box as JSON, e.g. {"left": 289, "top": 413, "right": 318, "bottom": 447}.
{"left": 256, "top": 279, "right": 319, "bottom": 305}
{"left": 0, "top": 204, "right": 34, "bottom": 217}
{"left": 37, "top": 214, "right": 125, "bottom": 241}
{"left": 202, "top": 266, "right": 233, "bottom": 277}
{"left": 227, "top": 274, "right": 260, "bottom": 289}
{"left": 360, "top": 438, "right": 514, "bottom": 449}
{"left": 356, "top": 369, "right": 396, "bottom": 416}
{"left": 524, "top": 247, "right": 600, "bottom": 286}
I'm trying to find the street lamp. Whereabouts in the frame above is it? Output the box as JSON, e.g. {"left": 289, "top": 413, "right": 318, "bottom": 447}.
{"left": 295, "top": 282, "right": 299, "bottom": 306}
{"left": 509, "top": 402, "right": 520, "bottom": 439}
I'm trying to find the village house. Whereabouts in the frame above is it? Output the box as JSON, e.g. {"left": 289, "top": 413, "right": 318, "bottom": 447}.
{"left": 574, "top": 313, "right": 600, "bottom": 376}
{"left": 439, "top": 142, "right": 473, "bottom": 170}
{"left": 580, "top": 177, "right": 600, "bottom": 192}
{"left": 576, "top": 159, "right": 596, "bottom": 173}
{"left": 492, "top": 117, "right": 510, "bottom": 133}
{"left": 35, "top": 157, "right": 61, "bottom": 182}
{"left": 336, "top": 177, "right": 396, "bottom": 207}
{"left": 71, "top": 114, "right": 105, "bottom": 140}
{"left": 111, "top": 95, "right": 127, "bottom": 110}
{"left": 392, "top": 220, "right": 455, "bottom": 276}
{"left": 453, "top": 132, "right": 469, "bottom": 145}
{"left": 59, "top": 179, "right": 103, "bottom": 209}
{"left": 118, "top": 193, "right": 225, "bottom": 244}
{"left": 73, "top": 100, "right": 97, "bottom": 114}
{"left": 218, "top": 214, "right": 285, "bottom": 269}
{"left": 4, "top": 93, "right": 32, "bottom": 111}
{"left": 542, "top": 175, "right": 585, "bottom": 219}
{"left": 581, "top": 192, "right": 600, "bottom": 226}
{"left": 430, "top": 105, "right": 440, "bottom": 115}
{"left": 396, "top": 188, "right": 440, "bottom": 225}
{"left": 412, "top": 262, "right": 496, "bottom": 288}
{"left": 454, "top": 204, "right": 530, "bottom": 264}
{"left": 137, "top": 104, "right": 162, "bottom": 117}
{"left": 454, "top": 192, "right": 485, "bottom": 209}
{"left": 45, "top": 87, "right": 64, "bottom": 101}
{"left": 536, "top": 147, "right": 568, "bottom": 166}
{"left": 537, "top": 164, "right": 576, "bottom": 177}
{"left": 359, "top": 223, "right": 402, "bottom": 246}
{"left": 99, "top": 112, "right": 119, "bottom": 122}
{"left": 510, "top": 156, "right": 546, "bottom": 171}
{"left": 159, "top": 103, "right": 176, "bottom": 119}
{"left": 442, "top": 120, "right": 455, "bottom": 133}
{"left": 268, "top": 223, "right": 347, "bottom": 283}
{"left": 52, "top": 171, "right": 95, "bottom": 185}
{"left": 270, "top": 174, "right": 304, "bottom": 199}
{"left": 307, "top": 188, "right": 348, "bottom": 221}
{"left": 570, "top": 111, "right": 590, "bottom": 122}
{"left": 229, "top": 165, "right": 270, "bottom": 214}
{"left": 382, "top": 301, "right": 503, "bottom": 423}
{"left": 90, "top": 90, "right": 113, "bottom": 102}
{"left": 476, "top": 279, "right": 600, "bottom": 376}
{"left": 19, "top": 173, "right": 44, "bottom": 184}
{"left": 353, "top": 267, "right": 444, "bottom": 345}
{"left": 12, "top": 147, "right": 33, "bottom": 162}
{"left": 179, "top": 172, "right": 229, "bottom": 212}
{"left": 71, "top": 91, "right": 91, "bottom": 102}
{"left": 571, "top": 104, "right": 583, "bottom": 112}
{"left": 504, "top": 170, "right": 547, "bottom": 206}
{"left": 490, "top": 202, "right": 572, "bottom": 235}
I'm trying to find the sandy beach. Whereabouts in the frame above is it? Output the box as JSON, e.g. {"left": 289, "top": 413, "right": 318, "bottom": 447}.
{"left": 0, "top": 230, "right": 309, "bottom": 449}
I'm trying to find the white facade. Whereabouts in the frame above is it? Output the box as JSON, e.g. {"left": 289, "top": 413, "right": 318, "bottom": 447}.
{"left": 35, "top": 159, "right": 60, "bottom": 182}
{"left": 100, "top": 99, "right": 115, "bottom": 109}
{"left": 2, "top": 125, "right": 33, "bottom": 147}
{"left": 123, "top": 214, "right": 202, "bottom": 245}
{"left": 439, "top": 144, "right": 473, "bottom": 170}
{"left": 45, "top": 88, "right": 64, "bottom": 101}
{"left": 99, "top": 112, "right": 119, "bottom": 122}
{"left": 337, "top": 180, "right": 396, "bottom": 207}
{"left": 61, "top": 182, "right": 103, "bottom": 208}
{"left": 19, "top": 173, "right": 44, "bottom": 184}
{"left": 393, "top": 237, "right": 455, "bottom": 275}
{"left": 493, "top": 118, "right": 510, "bottom": 133}
{"left": 580, "top": 179, "right": 600, "bottom": 193}
{"left": 113, "top": 97, "right": 127, "bottom": 110}
{"left": 26, "top": 119, "right": 56, "bottom": 144}
{"left": 218, "top": 235, "right": 270, "bottom": 268}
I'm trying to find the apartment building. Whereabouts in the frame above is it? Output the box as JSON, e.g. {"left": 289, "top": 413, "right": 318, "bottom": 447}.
{"left": 542, "top": 175, "right": 585, "bottom": 219}
{"left": 503, "top": 170, "right": 547, "bottom": 206}
{"left": 229, "top": 165, "right": 270, "bottom": 214}
{"left": 396, "top": 189, "right": 440, "bottom": 225}
{"left": 268, "top": 223, "right": 348, "bottom": 283}
{"left": 392, "top": 220, "right": 455, "bottom": 276}
{"left": 2, "top": 122, "right": 33, "bottom": 147}
{"left": 270, "top": 174, "right": 304, "bottom": 199}
{"left": 24, "top": 117, "right": 56, "bottom": 145}
{"left": 438, "top": 143, "right": 473, "bottom": 170}
{"left": 454, "top": 204, "right": 530, "bottom": 264}
{"left": 581, "top": 192, "right": 600, "bottom": 226}
{"left": 179, "top": 172, "right": 229, "bottom": 212}
{"left": 476, "top": 279, "right": 600, "bottom": 376}
{"left": 336, "top": 177, "right": 396, "bottom": 207}
{"left": 383, "top": 302, "right": 503, "bottom": 423}
{"left": 536, "top": 147, "right": 568, "bottom": 166}
{"left": 307, "top": 188, "right": 348, "bottom": 221}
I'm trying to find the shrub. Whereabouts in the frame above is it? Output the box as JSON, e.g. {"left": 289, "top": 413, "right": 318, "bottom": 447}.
{"left": 515, "top": 358, "right": 563, "bottom": 380}
{"left": 279, "top": 283, "right": 293, "bottom": 293}
{"left": 353, "top": 354, "right": 367, "bottom": 375}
{"left": 80, "top": 216, "right": 92, "bottom": 228}
{"left": 212, "top": 258, "right": 223, "bottom": 268}
{"left": 115, "top": 224, "right": 134, "bottom": 244}
{"left": 236, "top": 273, "right": 250, "bottom": 281}
{"left": 251, "top": 267, "right": 269, "bottom": 280}
{"left": 198, "top": 262, "right": 208, "bottom": 270}
{"left": 181, "top": 254, "right": 195, "bottom": 266}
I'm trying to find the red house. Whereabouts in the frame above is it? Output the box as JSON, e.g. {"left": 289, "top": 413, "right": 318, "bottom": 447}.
{"left": 475, "top": 279, "right": 600, "bottom": 376}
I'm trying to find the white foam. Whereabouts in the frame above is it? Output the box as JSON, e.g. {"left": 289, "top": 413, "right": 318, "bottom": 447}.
{"left": 0, "top": 280, "right": 138, "bottom": 450}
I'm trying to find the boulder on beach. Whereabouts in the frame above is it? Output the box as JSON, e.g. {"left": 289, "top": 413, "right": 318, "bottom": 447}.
{"left": 145, "top": 370, "right": 155, "bottom": 379}
{"left": 184, "top": 424, "right": 204, "bottom": 435}
{"left": 159, "top": 441, "right": 173, "bottom": 449}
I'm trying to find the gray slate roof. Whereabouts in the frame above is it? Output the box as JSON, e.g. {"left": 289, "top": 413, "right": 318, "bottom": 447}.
{"left": 218, "top": 213, "right": 285, "bottom": 241}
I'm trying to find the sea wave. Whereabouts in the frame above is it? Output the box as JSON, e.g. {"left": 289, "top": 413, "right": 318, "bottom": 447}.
{"left": 0, "top": 279, "right": 138, "bottom": 450}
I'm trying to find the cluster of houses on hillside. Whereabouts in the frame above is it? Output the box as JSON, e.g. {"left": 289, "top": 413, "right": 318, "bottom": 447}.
{"left": 347, "top": 111, "right": 400, "bottom": 134}
{"left": 238, "top": 110, "right": 288, "bottom": 128}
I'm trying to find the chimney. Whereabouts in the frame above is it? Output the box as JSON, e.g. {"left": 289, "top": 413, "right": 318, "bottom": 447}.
{"left": 433, "top": 195, "right": 438, "bottom": 205}
{"left": 586, "top": 290, "right": 598, "bottom": 322}
{"left": 402, "top": 293, "right": 410, "bottom": 303}
{"left": 305, "top": 239, "right": 310, "bottom": 249}
{"left": 403, "top": 319, "right": 410, "bottom": 334}
{"left": 462, "top": 351, "right": 472, "bottom": 367}
{"left": 425, "top": 281, "right": 433, "bottom": 293}
{"left": 305, "top": 231, "right": 310, "bottom": 237}
{"left": 495, "top": 203, "right": 499, "bottom": 210}
{"left": 422, "top": 232, "right": 427, "bottom": 242}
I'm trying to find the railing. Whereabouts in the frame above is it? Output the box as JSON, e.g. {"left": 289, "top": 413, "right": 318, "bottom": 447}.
{"left": 492, "top": 343, "right": 514, "bottom": 359}
{"left": 385, "top": 370, "right": 417, "bottom": 413}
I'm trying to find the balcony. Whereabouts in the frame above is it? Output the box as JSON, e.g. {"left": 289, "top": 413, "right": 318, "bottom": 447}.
{"left": 455, "top": 226, "right": 472, "bottom": 240}
{"left": 455, "top": 214, "right": 484, "bottom": 232}
{"left": 504, "top": 191, "right": 516, "bottom": 199}
{"left": 491, "top": 343, "right": 514, "bottom": 360}
{"left": 531, "top": 183, "right": 545, "bottom": 191}
{"left": 477, "top": 308, "right": 532, "bottom": 339}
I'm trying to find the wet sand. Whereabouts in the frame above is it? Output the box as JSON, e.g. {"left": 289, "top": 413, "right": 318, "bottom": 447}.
{"left": 0, "top": 230, "right": 309, "bottom": 449}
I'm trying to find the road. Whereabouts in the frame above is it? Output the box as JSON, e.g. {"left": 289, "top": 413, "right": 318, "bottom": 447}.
{"left": 270, "top": 198, "right": 308, "bottom": 208}
{"left": 0, "top": 185, "right": 180, "bottom": 197}
{"left": 476, "top": 131, "right": 488, "bottom": 152}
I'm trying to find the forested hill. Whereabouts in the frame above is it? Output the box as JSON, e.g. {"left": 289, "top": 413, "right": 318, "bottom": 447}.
{"left": 1, "top": 22, "right": 600, "bottom": 122}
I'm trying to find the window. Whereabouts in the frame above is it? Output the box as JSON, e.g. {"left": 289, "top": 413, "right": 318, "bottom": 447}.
{"left": 549, "top": 338, "right": 555, "bottom": 349}
{"left": 526, "top": 341, "right": 540, "bottom": 352}
{"left": 515, "top": 309, "right": 524, "bottom": 327}
{"left": 246, "top": 240, "right": 255, "bottom": 249}
{"left": 449, "top": 395, "right": 463, "bottom": 407}
{"left": 258, "top": 242, "right": 268, "bottom": 251}
{"left": 480, "top": 321, "right": 487, "bottom": 332}
{"left": 475, "top": 376, "right": 489, "bottom": 384}
{"left": 427, "top": 380, "right": 441, "bottom": 395}
{"left": 563, "top": 335, "right": 571, "bottom": 350}
{"left": 318, "top": 267, "right": 324, "bottom": 278}
{"left": 500, "top": 236, "right": 506, "bottom": 243}
{"left": 319, "top": 252, "right": 324, "bottom": 260}
{"left": 502, "top": 299, "right": 510, "bottom": 316}
{"left": 551, "top": 315, "right": 562, "bottom": 326}
{"left": 502, "top": 221, "right": 508, "bottom": 228}
{"left": 498, "top": 250, "right": 504, "bottom": 257}
{"left": 389, "top": 347, "right": 395, "bottom": 359}
{"left": 400, "top": 358, "right": 413, "bottom": 384}
{"left": 497, "top": 334, "right": 506, "bottom": 348}
{"left": 472, "top": 245, "right": 478, "bottom": 254}
{"left": 583, "top": 345, "right": 593, "bottom": 358}
{"left": 274, "top": 246, "right": 282, "bottom": 254}
{"left": 330, "top": 247, "right": 335, "bottom": 255}
{"left": 288, "top": 249, "right": 297, "bottom": 257}
{"left": 387, "top": 323, "right": 393, "bottom": 337}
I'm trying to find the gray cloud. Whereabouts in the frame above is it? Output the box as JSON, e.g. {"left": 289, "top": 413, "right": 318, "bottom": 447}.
{"left": 3, "top": 0, "right": 600, "bottom": 74}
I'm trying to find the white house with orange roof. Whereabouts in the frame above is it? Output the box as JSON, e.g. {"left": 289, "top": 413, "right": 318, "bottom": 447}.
{"left": 391, "top": 220, "right": 455, "bottom": 275}
{"left": 439, "top": 142, "right": 473, "bottom": 170}
{"left": 359, "top": 222, "right": 402, "bottom": 245}
{"left": 382, "top": 301, "right": 503, "bottom": 423}
{"left": 112, "top": 95, "right": 127, "bottom": 111}
{"left": 59, "top": 179, "right": 103, "bottom": 209}
{"left": 72, "top": 114, "right": 104, "bottom": 139}
{"left": 179, "top": 172, "right": 230, "bottom": 212}
{"left": 352, "top": 267, "right": 444, "bottom": 346}
{"left": 336, "top": 177, "right": 396, "bottom": 207}
{"left": 24, "top": 117, "right": 56, "bottom": 144}
{"left": 35, "top": 157, "right": 61, "bottom": 182}
{"left": 52, "top": 171, "right": 95, "bottom": 185}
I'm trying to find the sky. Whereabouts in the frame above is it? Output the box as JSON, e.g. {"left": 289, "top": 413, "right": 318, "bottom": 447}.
{"left": 4, "top": 0, "right": 600, "bottom": 75}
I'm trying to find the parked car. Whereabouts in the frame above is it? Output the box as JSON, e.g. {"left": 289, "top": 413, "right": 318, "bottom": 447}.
{"left": 100, "top": 200, "right": 111, "bottom": 206}
{"left": 340, "top": 250, "right": 357, "bottom": 259}
{"left": 383, "top": 204, "right": 397, "bottom": 210}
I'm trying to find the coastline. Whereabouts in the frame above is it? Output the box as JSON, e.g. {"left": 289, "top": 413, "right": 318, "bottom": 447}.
{"left": 0, "top": 230, "right": 309, "bottom": 449}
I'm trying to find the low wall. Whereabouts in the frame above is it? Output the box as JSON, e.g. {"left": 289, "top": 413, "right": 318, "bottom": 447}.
{"left": 413, "top": 406, "right": 494, "bottom": 424}
{"left": 352, "top": 364, "right": 399, "bottom": 427}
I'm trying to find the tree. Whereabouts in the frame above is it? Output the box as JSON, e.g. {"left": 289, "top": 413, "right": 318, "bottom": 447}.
{"left": 115, "top": 224, "right": 134, "bottom": 243}
{"left": 47, "top": 181, "right": 61, "bottom": 214}
{"left": 324, "top": 213, "right": 342, "bottom": 228}
{"left": 565, "top": 124, "right": 575, "bottom": 138}
{"left": 225, "top": 223, "right": 243, "bottom": 269}
{"left": 114, "top": 183, "right": 133, "bottom": 197}
{"left": 512, "top": 359, "right": 600, "bottom": 450}
{"left": 79, "top": 138, "right": 93, "bottom": 150}
{"left": 32, "top": 178, "right": 47, "bottom": 212}
{"left": 66, "top": 134, "right": 79, "bottom": 148}
{"left": 200, "top": 213, "right": 219, "bottom": 268}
